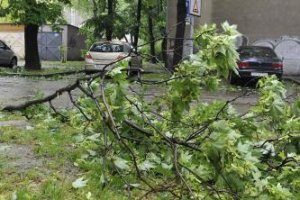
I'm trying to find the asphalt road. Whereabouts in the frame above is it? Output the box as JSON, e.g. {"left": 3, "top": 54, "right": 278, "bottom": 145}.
{"left": 0, "top": 76, "right": 299, "bottom": 114}
{"left": 0, "top": 76, "right": 78, "bottom": 109}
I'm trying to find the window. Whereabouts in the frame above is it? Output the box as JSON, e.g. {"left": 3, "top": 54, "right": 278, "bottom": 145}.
{"left": 0, "top": 41, "right": 5, "bottom": 49}
{"left": 90, "top": 43, "right": 124, "bottom": 53}
{"left": 238, "top": 47, "right": 277, "bottom": 58}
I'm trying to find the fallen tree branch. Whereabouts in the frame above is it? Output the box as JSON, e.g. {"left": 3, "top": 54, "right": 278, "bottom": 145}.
{"left": 0, "top": 69, "right": 87, "bottom": 78}
{"left": 49, "top": 101, "right": 69, "bottom": 121}
{"left": 2, "top": 80, "right": 80, "bottom": 111}
{"left": 68, "top": 91, "right": 91, "bottom": 121}
{"left": 124, "top": 120, "right": 154, "bottom": 137}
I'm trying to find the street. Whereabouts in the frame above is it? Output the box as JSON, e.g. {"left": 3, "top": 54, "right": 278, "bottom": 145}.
{"left": 0, "top": 76, "right": 299, "bottom": 114}
{"left": 0, "top": 76, "right": 78, "bottom": 109}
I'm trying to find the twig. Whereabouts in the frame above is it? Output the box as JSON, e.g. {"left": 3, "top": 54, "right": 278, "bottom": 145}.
{"left": 172, "top": 145, "right": 193, "bottom": 195}
{"left": 0, "top": 69, "right": 87, "bottom": 78}
{"left": 68, "top": 91, "right": 91, "bottom": 121}
{"left": 2, "top": 81, "right": 80, "bottom": 111}
{"left": 100, "top": 81, "right": 121, "bottom": 140}
{"left": 48, "top": 101, "right": 68, "bottom": 121}
{"left": 124, "top": 120, "right": 153, "bottom": 137}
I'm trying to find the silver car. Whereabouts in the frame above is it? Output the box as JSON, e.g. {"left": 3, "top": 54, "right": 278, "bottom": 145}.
{"left": 0, "top": 40, "right": 18, "bottom": 68}
{"left": 85, "top": 41, "right": 142, "bottom": 73}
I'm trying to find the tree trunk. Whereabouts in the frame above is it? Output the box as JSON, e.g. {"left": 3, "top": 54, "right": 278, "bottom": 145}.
{"left": 172, "top": 0, "right": 186, "bottom": 71}
{"left": 133, "top": 0, "right": 142, "bottom": 50}
{"left": 25, "top": 24, "right": 41, "bottom": 70}
{"left": 106, "top": 0, "right": 114, "bottom": 41}
{"left": 92, "top": 0, "right": 99, "bottom": 39}
{"left": 147, "top": 12, "right": 156, "bottom": 63}
{"left": 162, "top": 35, "right": 168, "bottom": 68}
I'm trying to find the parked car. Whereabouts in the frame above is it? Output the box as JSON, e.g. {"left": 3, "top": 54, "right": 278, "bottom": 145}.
{"left": 229, "top": 46, "right": 283, "bottom": 83}
{"left": 0, "top": 40, "right": 18, "bottom": 68}
{"left": 85, "top": 41, "right": 142, "bottom": 73}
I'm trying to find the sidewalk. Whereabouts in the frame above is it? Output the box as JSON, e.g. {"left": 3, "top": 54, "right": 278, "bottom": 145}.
{"left": 283, "top": 75, "right": 300, "bottom": 84}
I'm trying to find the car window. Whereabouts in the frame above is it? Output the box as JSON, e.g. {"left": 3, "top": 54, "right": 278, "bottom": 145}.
{"left": 90, "top": 43, "right": 124, "bottom": 53}
{"left": 238, "top": 47, "right": 277, "bottom": 58}
{"left": 0, "top": 41, "right": 5, "bottom": 49}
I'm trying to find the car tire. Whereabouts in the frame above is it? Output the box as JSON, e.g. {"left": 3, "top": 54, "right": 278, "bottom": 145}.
{"left": 228, "top": 72, "right": 237, "bottom": 84}
{"left": 277, "top": 74, "right": 283, "bottom": 81}
{"left": 9, "top": 57, "right": 17, "bottom": 68}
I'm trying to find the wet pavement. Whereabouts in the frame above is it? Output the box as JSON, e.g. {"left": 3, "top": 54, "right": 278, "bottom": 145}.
{"left": 284, "top": 75, "right": 300, "bottom": 84}
{"left": 0, "top": 76, "right": 79, "bottom": 109}
{"left": 0, "top": 75, "right": 299, "bottom": 114}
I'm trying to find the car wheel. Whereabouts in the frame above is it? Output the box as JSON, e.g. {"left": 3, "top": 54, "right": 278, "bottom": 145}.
{"left": 9, "top": 58, "right": 17, "bottom": 68}
{"left": 228, "top": 72, "right": 237, "bottom": 84}
{"left": 277, "top": 74, "right": 283, "bottom": 81}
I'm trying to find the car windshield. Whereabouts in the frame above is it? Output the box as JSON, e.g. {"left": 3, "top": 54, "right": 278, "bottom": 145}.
{"left": 90, "top": 43, "right": 124, "bottom": 53}
{"left": 0, "top": 41, "right": 6, "bottom": 49}
{"left": 238, "top": 47, "right": 277, "bottom": 58}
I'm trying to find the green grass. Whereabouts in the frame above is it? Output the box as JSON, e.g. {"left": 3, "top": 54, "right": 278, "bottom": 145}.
{"left": 0, "top": 61, "right": 85, "bottom": 76}
{"left": 2, "top": 63, "right": 297, "bottom": 199}
{"left": 40, "top": 61, "right": 85, "bottom": 70}
{"left": 0, "top": 111, "right": 132, "bottom": 200}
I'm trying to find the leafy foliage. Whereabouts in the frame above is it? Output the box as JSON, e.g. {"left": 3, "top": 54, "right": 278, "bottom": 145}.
{"left": 7, "top": 22, "right": 300, "bottom": 199}
{"left": 3, "top": 0, "right": 70, "bottom": 25}
{"left": 72, "top": 0, "right": 166, "bottom": 56}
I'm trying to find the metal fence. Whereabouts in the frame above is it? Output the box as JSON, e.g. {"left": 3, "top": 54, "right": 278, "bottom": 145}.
{"left": 38, "top": 32, "right": 62, "bottom": 61}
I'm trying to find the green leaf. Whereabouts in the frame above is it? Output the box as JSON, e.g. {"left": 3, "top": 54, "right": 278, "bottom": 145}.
{"left": 72, "top": 177, "right": 88, "bottom": 189}
{"left": 113, "top": 157, "right": 130, "bottom": 170}
{"left": 138, "top": 160, "right": 156, "bottom": 171}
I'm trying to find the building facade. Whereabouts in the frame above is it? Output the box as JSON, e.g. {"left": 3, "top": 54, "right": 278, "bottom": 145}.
{"left": 0, "top": 24, "right": 86, "bottom": 61}
{"left": 167, "top": 0, "right": 300, "bottom": 74}
{"left": 205, "top": 0, "right": 300, "bottom": 42}
{"left": 168, "top": 0, "right": 300, "bottom": 42}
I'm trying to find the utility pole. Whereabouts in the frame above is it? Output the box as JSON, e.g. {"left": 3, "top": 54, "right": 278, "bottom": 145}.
{"left": 184, "top": 0, "right": 202, "bottom": 57}
{"left": 183, "top": 0, "right": 194, "bottom": 58}
{"left": 166, "top": 0, "right": 177, "bottom": 70}
{"left": 166, "top": 0, "right": 202, "bottom": 70}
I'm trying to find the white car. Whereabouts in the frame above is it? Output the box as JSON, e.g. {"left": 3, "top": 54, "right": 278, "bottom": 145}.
{"left": 85, "top": 41, "right": 142, "bottom": 73}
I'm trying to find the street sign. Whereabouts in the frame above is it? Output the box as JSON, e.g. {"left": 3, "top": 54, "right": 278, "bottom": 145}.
{"left": 186, "top": 0, "right": 190, "bottom": 18}
{"left": 189, "top": 0, "right": 202, "bottom": 16}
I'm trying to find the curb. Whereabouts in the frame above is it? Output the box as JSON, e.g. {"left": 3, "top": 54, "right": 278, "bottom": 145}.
{"left": 283, "top": 76, "right": 300, "bottom": 84}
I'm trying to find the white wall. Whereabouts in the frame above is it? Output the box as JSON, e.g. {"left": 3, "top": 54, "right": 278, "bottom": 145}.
{"left": 0, "top": 32, "right": 25, "bottom": 59}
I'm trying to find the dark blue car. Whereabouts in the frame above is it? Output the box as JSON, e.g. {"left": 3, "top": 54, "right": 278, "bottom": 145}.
{"left": 229, "top": 46, "right": 283, "bottom": 83}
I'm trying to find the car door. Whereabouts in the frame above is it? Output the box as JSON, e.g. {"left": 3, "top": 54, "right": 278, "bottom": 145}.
{"left": 0, "top": 41, "right": 11, "bottom": 65}
{"left": 0, "top": 41, "right": 6, "bottom": 65}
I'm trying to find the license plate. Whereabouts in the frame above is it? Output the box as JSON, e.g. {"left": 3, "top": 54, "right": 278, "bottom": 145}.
{"left": 251, "top": 72, "right": 268, "bottom": 77}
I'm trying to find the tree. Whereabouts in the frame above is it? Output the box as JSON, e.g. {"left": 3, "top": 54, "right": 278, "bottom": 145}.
{"left": 3, "top": 22, "right": 300, "bottom": 199}
{"left": 147, "top": 11, "right": 156, "bottom": 63}
{"left": 132, "top": 0, "right": 142, "bottom": 50}
{"left": 172, "top": 0, "right": 186, "bottom": 70}
{"left": 73, "top": 0, "right": 121, "bottom": 41}
{"left": 72, "top": 0, "right": 166, "bottom": 61}
{"left": 142, "top": 0, "right": 166, "bottom": 63}
{"left": 1, "top": 0, "right": 70, "bottom": 70}
{"left": 106, "top": 0, "right": 115, "bottom": 41}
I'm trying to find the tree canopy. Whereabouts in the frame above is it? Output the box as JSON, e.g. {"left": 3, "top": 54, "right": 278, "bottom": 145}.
{"left": 2, "top": 22, "right": 300, "bottom": 199}
{"left": 1, "top": 0, "right": 70, "bottom": 25}
{"left": 0, "top": 0, "right": 71, "bottom": 70}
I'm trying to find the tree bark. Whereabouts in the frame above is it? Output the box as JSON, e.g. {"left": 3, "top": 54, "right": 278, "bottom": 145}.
{"left": 25, "top": 24, "right": 41, "bottom": 70}
{"left": 162, "top": 35, "right": 168, "bottom": 68}
{"left": 133, "top": 0, "right": 142, "bottom": 50}
{"left": 106, "top": 0, "right": 114, "bottom": 41}
{"left": 147, "top": 12, "right": 156, "bottom": 63}
{"left": 172, "top": 0, "right": 186, "bottom": 71}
